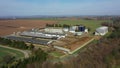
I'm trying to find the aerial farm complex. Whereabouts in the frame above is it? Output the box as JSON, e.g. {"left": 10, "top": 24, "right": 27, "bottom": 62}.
{"left": 3, "top": 23, "right": 108, "bottom": 54}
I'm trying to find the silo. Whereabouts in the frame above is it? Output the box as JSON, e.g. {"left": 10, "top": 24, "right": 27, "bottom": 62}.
{"left": 78, "top": 26, "right": 85, "bottom": 32}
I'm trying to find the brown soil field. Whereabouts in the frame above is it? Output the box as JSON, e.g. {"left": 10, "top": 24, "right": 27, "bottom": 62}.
{"left": 52, "top": 36, "right": 93, "bottom": 51}
{"left": 69, "top": 37, "right": 93, "bottom": 51}
{"left": 0, "top": 19, "right": 56, "bottom": 36}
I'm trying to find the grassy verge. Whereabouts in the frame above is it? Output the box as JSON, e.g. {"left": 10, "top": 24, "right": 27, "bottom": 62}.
{"left": 49, "top": 51, "right": 64, "bottom": 57}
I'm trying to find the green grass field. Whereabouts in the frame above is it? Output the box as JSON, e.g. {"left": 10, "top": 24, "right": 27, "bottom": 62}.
{"left": 58, "top": 19, "right": 111, "bottom": 33}
{"left": 0, "top": 47, "right": 24, "bottom": 62}
{"left": 25, "top": 18, "right": 111, "bottom": 33}
{"left": 49, "top": 51, "right": 64, "bottom": 57}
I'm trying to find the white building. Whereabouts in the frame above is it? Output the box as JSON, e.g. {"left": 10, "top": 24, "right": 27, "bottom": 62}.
{"left": 54, "top": 46, "right": 70, "bottom": 53}
{"left": 85, "top": 29, "right": 88, "bottom": 33}
{"left": 63, "top": 28, "right": 69, "bottom": 32}
{"left": 95, "top": 26, "right": 108, "bottom": 36}
{"left": 20, "top": 31, "right": 66, "bottom": 39}
{"left": 44, "top": 28, "right": 64, "bottom": 34}
{"left": 69, "top": 26, "right": 77, "bottom": 33}
{"left": 75, "top": 32, "right": 83, "bottom": 35}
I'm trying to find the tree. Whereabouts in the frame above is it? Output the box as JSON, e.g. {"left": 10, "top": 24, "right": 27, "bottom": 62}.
{"left": 29, "top": 44, "right": 35, "bottom": 50}
{"left": 2, "top": 55, "right": 15, "bottom": 64}
{"left": 54, "top": 24, "right": 58, "bottom": 27}
{"left": 46, "top": 23, "right": 49, "bottom": 27}
{"left": 87, "top": 27, "right": 91, "bottom": 31}
{"left": 0, "top": 37, "right": 28, "bottom": 49}
{"left": 58, "top": 24, "right": 62, "bottom": 27}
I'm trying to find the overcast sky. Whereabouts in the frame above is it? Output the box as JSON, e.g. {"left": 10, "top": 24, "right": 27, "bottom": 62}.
{"left": 0, "top": 0, "right": 120, "bottom": 16}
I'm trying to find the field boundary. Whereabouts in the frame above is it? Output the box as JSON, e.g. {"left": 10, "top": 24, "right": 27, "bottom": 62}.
{"left": 69, "top": 38, "right": 94, "bottom": 54}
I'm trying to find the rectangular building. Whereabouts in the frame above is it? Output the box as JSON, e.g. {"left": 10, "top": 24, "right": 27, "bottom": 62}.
{"left": 95, "top": 26, "right": 108, "bottom": 36}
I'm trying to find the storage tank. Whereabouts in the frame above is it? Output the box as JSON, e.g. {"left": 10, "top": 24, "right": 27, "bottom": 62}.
{"left": 78, "top": 26, "right": 85, "bottom": 32}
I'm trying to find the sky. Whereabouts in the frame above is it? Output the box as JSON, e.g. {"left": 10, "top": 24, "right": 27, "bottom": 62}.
{"left": 0, "top": 0, "right": 120, "bottom": 16}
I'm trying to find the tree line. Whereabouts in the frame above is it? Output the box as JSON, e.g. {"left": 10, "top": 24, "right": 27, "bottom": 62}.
{"left": 46, "top": 23, "right": 85, "bottom": 28}
{"left": 1, "top": 48, "right": 48, "bottom": 68}
{"left": 0, "top": 37, "right": 48, "bottom": 68}
{"left": 0, "top": 37, "right": 29, "bottom": 49}
{"left": 108, "top": 17, "right": 120, "bottom": 38}
{"left": 46, "top": 23, "right": 71, "bottom": 28}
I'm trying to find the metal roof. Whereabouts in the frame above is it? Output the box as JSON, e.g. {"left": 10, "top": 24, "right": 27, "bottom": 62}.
{"left": 96, "top": 26, "right": 108, "bottom": 30}
{"left": 5, "top": 36, "right": 51, "bottom": 45}
{"left": 96, "top": 26, "right": 108, "bottom": 33}
{"left": 20, "top": 31, "right": 65, "bottom": 39}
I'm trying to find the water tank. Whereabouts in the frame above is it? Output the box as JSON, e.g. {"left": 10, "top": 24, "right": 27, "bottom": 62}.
{"left": 78, "top": 26, "right": 85, "bottom": 32}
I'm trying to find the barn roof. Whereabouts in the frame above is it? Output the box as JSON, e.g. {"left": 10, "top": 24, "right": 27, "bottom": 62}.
{"left": 5, "top": 36, "right": 51, "bottom": 45}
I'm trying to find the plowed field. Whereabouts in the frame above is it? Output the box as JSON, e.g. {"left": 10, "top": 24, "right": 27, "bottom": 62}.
{"left": 0, "top": 20, "right": 56, "bottom": 36}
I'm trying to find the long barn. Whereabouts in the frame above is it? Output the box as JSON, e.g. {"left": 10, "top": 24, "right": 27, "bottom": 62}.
{"left": 20, "top": 31, "right": 66, "bottom": 39}
{"left": 4, "top": 36, "right": 52, "bottom": 45}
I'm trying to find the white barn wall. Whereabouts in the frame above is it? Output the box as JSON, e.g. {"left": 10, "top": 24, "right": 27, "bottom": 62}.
{"left": 44, "top": 28, "right": 64, "bottom": 34}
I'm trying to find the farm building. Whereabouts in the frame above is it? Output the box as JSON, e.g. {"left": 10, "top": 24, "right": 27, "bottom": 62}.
{"left": 75, "top": 32, "right": 83, "bottom": 35}
{"left": 69, "top": 26, "right": 77, "bottom": 33}
{"left": 78, "top": 26, "right": 85, "bottom": 32}
{"left": 95, "top": 26, "right": 108, "bottom": 36}
{"left": 4, "top": 36, "right": 52, "bottom": 45}
{"left": 85, "top": 29, "right": 88, "bottom": 33}
{"left": 69, "top": 25, "right": 87, "bottom": 35}
{"left": 63, "top": 28, "right": 69, "bottom": 32}
{"left": 54, "top": 46, "right": 70, "bottom": 53}
{"left": 20, "top": 31, "right": 66, "bottom": 39}
{"left": 44, "top": 28, "right": 64, "bottom": 34}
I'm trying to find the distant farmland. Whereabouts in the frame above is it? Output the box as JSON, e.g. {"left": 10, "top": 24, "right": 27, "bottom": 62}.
{"left": 0, "top": 19, "right": 111, "bottom": 36}
{"left": 0, "top": 19, "right": 57, "bottom": 36}
{"left": 58, "top": 19, "right": 111, "bottom": 33}
{"left": 38, "top": 18, "right": 111, "bottom": 33}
